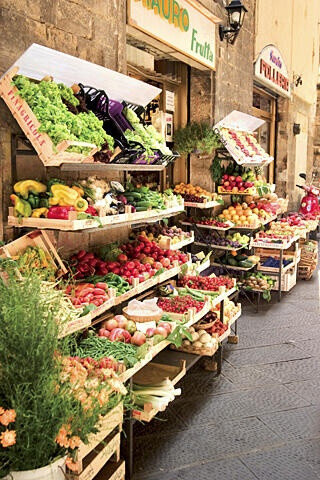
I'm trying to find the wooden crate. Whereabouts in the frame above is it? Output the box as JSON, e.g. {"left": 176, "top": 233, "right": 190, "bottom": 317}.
{"left": 90, "top": 289, "right": 117, "bottom": 320}
{"left": 0, "top": 230, "right": 67, "bottom": 277}
{"left": 77, "top": 403, "right": 123, "bottom": 465}
{"left": 158, "top": 231, "right": 194, "bottom": 250}
{"left": 171, "top": 339, "right": 219, "bottom": 356}
{"left": 0, "top": 68, "right": 98, "bottom": 167}
{"left": 132, "top": 360, "right": 186, "bottom": 422}
{"left": 58, "top": 313, "right": 92, "bottom": 338}
{"left": 68, "top": 431, "right": 121, "bottom": 480}
{"left": 270, "top": 265, "right": 297, "bottom": 292}
{"left": 68, "top": 403, "right": 123, "bottom": 480}
{"left": 183, "top": 199, "right": 222, "bottom": 209}
{"left": 93, "top": 460, "right": 125, "bottom": 480}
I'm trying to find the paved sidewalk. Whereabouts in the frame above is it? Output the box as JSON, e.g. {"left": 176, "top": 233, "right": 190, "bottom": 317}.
{"left": 132, "top": 264, "right": 320, "bottom": 479}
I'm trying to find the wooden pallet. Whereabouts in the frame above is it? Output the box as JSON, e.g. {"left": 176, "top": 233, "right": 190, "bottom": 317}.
{"left": 0, "top": 67, "right": 98, "bottom": 167}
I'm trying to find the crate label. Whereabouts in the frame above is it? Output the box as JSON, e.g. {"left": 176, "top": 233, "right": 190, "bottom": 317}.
{"left": 5, "top": 88, "right": 48, "bottom": 148}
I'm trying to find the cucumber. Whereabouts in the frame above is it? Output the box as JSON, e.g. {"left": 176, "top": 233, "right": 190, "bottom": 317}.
{"left": 135, "top": 206, "right": 148, "bottom": 211}
{"left": 135, "top": 201, "right": 152, "bottom": 208}
{"left": 125, "top": 192, "right": 141, "bottom": 199}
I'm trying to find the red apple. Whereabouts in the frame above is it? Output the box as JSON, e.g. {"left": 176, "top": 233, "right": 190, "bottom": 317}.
{"left": 105, "top": 319, "right": 118, "bottom": 331}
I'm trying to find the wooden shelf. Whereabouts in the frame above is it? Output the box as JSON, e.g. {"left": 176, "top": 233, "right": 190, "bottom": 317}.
{"left": 60, "top": 162, "right": 168, "bottom": 172}
{"left": 181, "top": 221, "right": 234, "bottom": 231}
{"left": 211, "top": 261, "right": 255, "bottom": 272}
{"left": 184, "top": 200, "right": 223, "bottom": 209}
{"left": 132, "top": 360, "right": 186, "bottom": 422}
{"left": 194, "top": 241, "right": 246, "bottom": 251}
{"left": 9, "top": 205, "right": 185, "bottom": 232}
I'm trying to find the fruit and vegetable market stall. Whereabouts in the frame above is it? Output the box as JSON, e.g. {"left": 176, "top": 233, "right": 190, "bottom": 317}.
{"left": 0, "top": 45, "right": 318, "bottom": 480}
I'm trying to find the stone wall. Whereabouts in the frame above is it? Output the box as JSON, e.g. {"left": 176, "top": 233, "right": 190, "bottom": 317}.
{"left": 0, "top": 0, "right": 127, "bottom": 244}
{"left": 189, "top": 0, "right": 255, "bottom": 191}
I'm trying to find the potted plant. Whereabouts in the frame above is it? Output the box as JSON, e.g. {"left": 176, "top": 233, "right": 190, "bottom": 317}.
{"left": 0, "top": 272, "right": 125, "bottom": 479}
{"left": 174, "top": 122, "right": 222, "bottom": 155}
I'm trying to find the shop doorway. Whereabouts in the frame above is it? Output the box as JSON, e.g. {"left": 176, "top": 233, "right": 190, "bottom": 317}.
{"left": 252, "top": 87, "right": 277, "bottom": 183}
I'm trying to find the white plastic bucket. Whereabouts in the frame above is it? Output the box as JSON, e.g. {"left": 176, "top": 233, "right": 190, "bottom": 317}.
{"left": 4, "top": 457, "right": 66, "bottom": 480}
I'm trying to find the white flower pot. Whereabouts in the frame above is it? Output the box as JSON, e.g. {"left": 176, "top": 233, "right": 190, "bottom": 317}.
{"left": 4, "top": 457, "right": 66, "bottom": 480}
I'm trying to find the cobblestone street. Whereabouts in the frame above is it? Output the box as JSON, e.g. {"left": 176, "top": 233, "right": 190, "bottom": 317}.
{"left": 133, "top": 265, "right": 320, "bottom": 480}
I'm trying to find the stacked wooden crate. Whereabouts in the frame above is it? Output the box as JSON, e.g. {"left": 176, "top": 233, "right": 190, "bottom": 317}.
{"left": 67, "top": 403, "right": 125, "bottom": 480}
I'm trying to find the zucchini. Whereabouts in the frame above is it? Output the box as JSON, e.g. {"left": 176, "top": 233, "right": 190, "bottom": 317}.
{"left": 238, "top": 260, "right": 253, "bottom": 268}
{"left": 228, "top": 258, "right": 238, "bottom": 266}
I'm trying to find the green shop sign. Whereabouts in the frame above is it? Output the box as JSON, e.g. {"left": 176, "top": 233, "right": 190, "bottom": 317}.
{"left": 128, "top": 0, "right": 219, "bottom": 70}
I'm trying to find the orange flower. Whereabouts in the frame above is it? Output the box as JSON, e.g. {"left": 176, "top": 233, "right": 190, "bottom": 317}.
{"left": 66, "top": 457, "right": 79, "bottom": 472}
{"left": 69, "top": 436, "right": 81, "bottom": 449}
{"left": 55, "top": 425, "right": 70, "bottom": 448}
{"left": 0, "top": 407, "right": 5, "bottom": 416}
{"left": 0, "top": 429, "right": 16, "bottom": 447}
{"left": 0, "top": 409, "right": 16, "bottom": 426}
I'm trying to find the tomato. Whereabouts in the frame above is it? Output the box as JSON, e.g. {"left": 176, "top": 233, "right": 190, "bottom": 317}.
{"left": 154, "top": 262, "right": 163, "bottom": 270}
{"left": 161, "top": 258, "right": 170, "bottom": 268}
{"left": 126, "top": 261, "right": 135, "bottom": 270}
{"left": 131, "top": 331, "right": 146, "bottom": 346}
{"left": 117, "top": 253, "right": 128, "bottom": 263}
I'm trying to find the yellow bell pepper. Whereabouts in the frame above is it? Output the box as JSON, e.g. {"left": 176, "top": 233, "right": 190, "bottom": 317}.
{"left": 72, "top": 185, "right": 84, "bottom": 196}
{"left": 31, "top": 208, "right": 48, "bottom": 218}
{"left": 14, "top": 180, "right": 47, "bottom": 199}
{"left": 49, "top": 184, "right": 79, "bottom": 207}
{"left": 74, "top": 198, "right": 88, "bottom": 212}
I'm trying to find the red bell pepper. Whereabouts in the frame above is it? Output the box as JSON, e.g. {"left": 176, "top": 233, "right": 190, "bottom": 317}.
{"left": 47, "top": 206, "right": 75, "bottom": 220}
{"left": 85, "top": 206, "right": 99, "bottom": 216}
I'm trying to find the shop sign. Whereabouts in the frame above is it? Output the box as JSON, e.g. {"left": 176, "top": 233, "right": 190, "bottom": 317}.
{"left": 254, "top": 45, "right": 291, "bottom": 98}
{"left": 128, "top": 0, "right": 219, "bottom": 70}
{"left": 166, "top": 90, "right": 175, "bottom": 111}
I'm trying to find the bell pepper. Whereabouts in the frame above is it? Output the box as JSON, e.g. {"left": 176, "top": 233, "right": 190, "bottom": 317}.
{"left": 14, "top": 180, "right": 47, "bottom": 199}
{"left": 72, "top": 185, "right": 84, "bottom": 196}
{"left": 31, "top": 208, "right": 48, "bottom": 218}
{"left": 27, "top": 193, "right": 40, "bottom": 209}
{"left": 47, "top": 206, "right": 75, "bottom": 220}
{"left": 49, "top": 184, "right": 79, "bottom": 207}
{"left": 47, "top": 178, "right": 66, "bottom": 191}
{"left": 10, "top": 194, "right": 32, "bottom": 217}
{"left": 74, "top": 198, "right": 89, "bottom": 212}
{"left": 39, "top": 197, "right": 49, "bottom": 208}
{"left": 85, "top": 205, "right": 99, "bottom": 216}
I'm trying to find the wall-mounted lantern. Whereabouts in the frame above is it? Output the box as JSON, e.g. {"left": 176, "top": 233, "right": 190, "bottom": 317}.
{"left": 219, "top": 0, "right": 248, "bottom": 45}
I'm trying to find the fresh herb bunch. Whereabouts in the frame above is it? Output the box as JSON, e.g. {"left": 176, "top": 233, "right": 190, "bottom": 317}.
{"left": 174, "top": 122, "right": 222, "bottom": 155}
{"left": 0, "top": 273, "right": 124, "bottom": 476}
{"left": 13, "top": 75, "right": 114, "bottom": 154}
{"left": 210, "top": 154, "right": 223, "bottom": 183}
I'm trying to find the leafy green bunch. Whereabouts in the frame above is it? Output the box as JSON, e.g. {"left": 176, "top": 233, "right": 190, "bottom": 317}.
{"left": 13, "top": 75, "right": 114, "bottom": 154}
{"left": 174, "top": 122, "right": 222, "bottom": 155}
